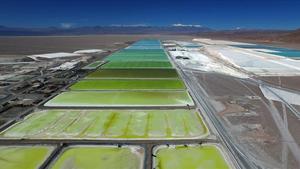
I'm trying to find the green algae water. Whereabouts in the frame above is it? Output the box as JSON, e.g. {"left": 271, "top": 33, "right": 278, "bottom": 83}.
{"left": 44, "top": 91, "right": 194, "bottom": 107}
{"left": 1, "top": 109, "right": 208, "bottom": 139}
{"left": 85, "top": 69, "right": 179, "bottom": 79}
{"left": 50, "top": 146, "right": 144, "bottom": 169}
{"left": 0, "top": 146, "right": 54, "bottom": 169}
{"left": 70, "top": 79, "right": 185, "bottom": 90}
{"left": 154, "top": 145, "right": 230, "bottom": 169}
{"left": 102, "top": 61, "right": 173, "bottom": 69}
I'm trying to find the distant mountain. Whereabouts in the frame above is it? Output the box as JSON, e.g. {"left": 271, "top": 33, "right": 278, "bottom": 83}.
{"left": 197, "top": 29, "right": 290, "bottom": 41}
{"left": 1, "top": 25, "right": 299, "bottom": 44}
{"left": 0, "top": 25, "right": 213, "bottom": 36}
{"left": 278, "top": 29, "right": 300, "bottom": 43}
{"left": 196, "top": 29, "right": 300, "bottom": 44}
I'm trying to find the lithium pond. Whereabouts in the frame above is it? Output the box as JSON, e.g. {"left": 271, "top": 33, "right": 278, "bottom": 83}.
{"left": 0, "top": 145, "right": 54, "bottom": 169}
{"left": 50, "top": 146, "right": 144, "bottom": 169}
{"left": 85, "top": 69, "right": 179, "bottom": 79}
{"left": 44, "top": 91, "right": 194, "bottom": 107}
{"left": 1, "top": 109, "right": 208, "bottom": 139}
{"left": 154, "top": 144, "right": 231, "bottom": 169}
{"left": 102, "top": 61, "right": 173, "bottom": 69}
{"left": 70, "top": 79, "right": 185, "bottom": 90}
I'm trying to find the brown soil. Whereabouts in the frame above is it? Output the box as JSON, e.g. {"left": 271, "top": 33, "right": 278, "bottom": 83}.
{"left": 0, "top": 34, "right": 193, "bottom": 56}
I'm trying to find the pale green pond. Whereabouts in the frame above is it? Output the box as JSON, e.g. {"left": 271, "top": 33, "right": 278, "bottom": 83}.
{"left": 51, "top": 146, "right": 144, "bottom": 169}
{"left": 44, "top": 91, "right": 194, "bottom": 107}
{"left": 154, "top": 144, "right": 231, "bottom": 169}
{"left": 102, "top": 61, "right": 173, "bottom": 69}
{"left": 1, "top": 109, "right": 208, "bottom": 139}
{"left": 0, "top": 146, "right": 54, "bottom": 169}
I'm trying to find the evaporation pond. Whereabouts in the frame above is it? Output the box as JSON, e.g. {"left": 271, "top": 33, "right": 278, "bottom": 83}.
{"left": 0, "top": 146, "right": 54, "bottom": 169}
{"left": 1, "top": 109, "right": 208, "bottom": 139}
{"left": 85, "top": 69, "right": 179, "bottom": 79}
{"left": 102, "top": 61, "right": 172, "bottom": 69}
{"left": 154, "top": 144, "right": 231, "bottom": 169}
{"left": 44, "top": 91, "right": 194, "bottom": 107}
{"left": 105, "top": 55, "right": 169, "bottom": 62}
{"left": 70, "top": 79, "right": 185, "bottom": 90}
{"left": 109, "top": 49, "right": 166, "bottom": 56}
{"left": 50, "top": 146, "right": 144, "bottom": 169}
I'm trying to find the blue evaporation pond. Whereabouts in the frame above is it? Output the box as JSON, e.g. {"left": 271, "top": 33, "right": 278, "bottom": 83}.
{"left": 126, "top": 39, "right": 163, "bottom": 50}
{"left": 132, "top": 40, "right": 161, "bottom": 46}
{"left": 232, "top": 44, "right": 300, "bottom": 59}
{"left": 126, "top": 45, "right": 162, "bottom": 50}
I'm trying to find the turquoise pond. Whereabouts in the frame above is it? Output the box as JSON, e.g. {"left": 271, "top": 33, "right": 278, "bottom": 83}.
{"left": 232, "top": 44, "right": 300, "bottom": 59}
{"left": 125, "top": 40, "right": 163, "bottom": 50}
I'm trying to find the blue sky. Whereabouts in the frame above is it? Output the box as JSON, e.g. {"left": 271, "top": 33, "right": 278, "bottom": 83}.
{"left": 0, "top": 0, "right": 299, "bottom": 29}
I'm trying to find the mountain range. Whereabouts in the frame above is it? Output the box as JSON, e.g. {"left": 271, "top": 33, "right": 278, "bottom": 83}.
{"left": 0, "top": 25, "right": 299, "bottom": 43}
{"left": 0, "top": 25, "right": 212, "bottom": 36}
{"left": 196, "top": 29, "right": 300, "bottom": 44}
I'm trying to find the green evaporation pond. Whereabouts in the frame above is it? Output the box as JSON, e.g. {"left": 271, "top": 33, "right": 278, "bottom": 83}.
{"left": 70, "top": 79, "right": 185, "bottom": 90}
{"left": 44, "top": 91, "right": 194, "bottom": 107}
{"left": 132, "top": 39, "right": 161, "bottom": 45}
{"left": 82, "top": 61, "right": 104, "bottom": 70}
{"left": 105, "top": 49, "right": 168, "bottom": 61}
{"left": 1, "top": 109, "right": 207, "bottom": 139}
{"left": 85, "top": 69, "right": 179, "bottom": 79}
{"left": 102, "top": 61, "right": 172, "bottom": 69}
{"left": 0, "top": 146, "right": 54, "bottom": 169}
{"left": 155, "top": 145, "right": 231, "bottom": 169}
{"left": 115, "top": 49, "right": 165, "bottom": 54}
{"left": 112, "top": 51, "right": 165, "bottom": 55}
{"left": 105, "top": 55, "right": 169, "bottom": 62}
{"left": 51, "top": 146, "right": 144, "bottom": 169}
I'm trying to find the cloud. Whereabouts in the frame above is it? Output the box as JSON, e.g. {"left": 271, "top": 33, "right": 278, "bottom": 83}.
{"left": 60, "top": 23, "right": 73, "bottom": 29}
{"left": 172, "top": 23, "right": 202, "bottom": 28}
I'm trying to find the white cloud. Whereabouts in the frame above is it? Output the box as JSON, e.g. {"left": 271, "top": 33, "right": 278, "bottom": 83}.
{"left": 60, "top": 23, "right": 73, "bottom": 29}
{"left": 172, "top": 23, "right": 202, "bottom": 28}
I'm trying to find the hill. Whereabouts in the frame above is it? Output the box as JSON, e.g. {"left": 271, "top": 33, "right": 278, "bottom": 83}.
{"left": 0, "top": 25, "right": 212, "bottom": 36}
{"left": 279, "top": 29, "right": 300, "bottom": 43}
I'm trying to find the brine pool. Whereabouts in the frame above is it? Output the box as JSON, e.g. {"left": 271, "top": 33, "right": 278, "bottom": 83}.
{"left": 50, "top": 146, "right": 144, "bottom": 169}
{"left": 44, "top": 91, "right": 194, "bottom": 107}
{"left": 102, "top": 61, "right": 173, "bottom": 69}
{"left": 1, "top": 109, "right": 208, "bottom": 139}
{"left": 70, "top": 79, "right": 185, "bottom": 90}
{"left": 153, "top": 144, "right": 231, "bottom": 169}
{"left": 0, "top": 145, "right": 54, "bottom": 169}
{"left": 85, "top": 69, "right": 179, "bottom": 79}
{"left": 232, "top": 44, "right": 300, "bottom": 59}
